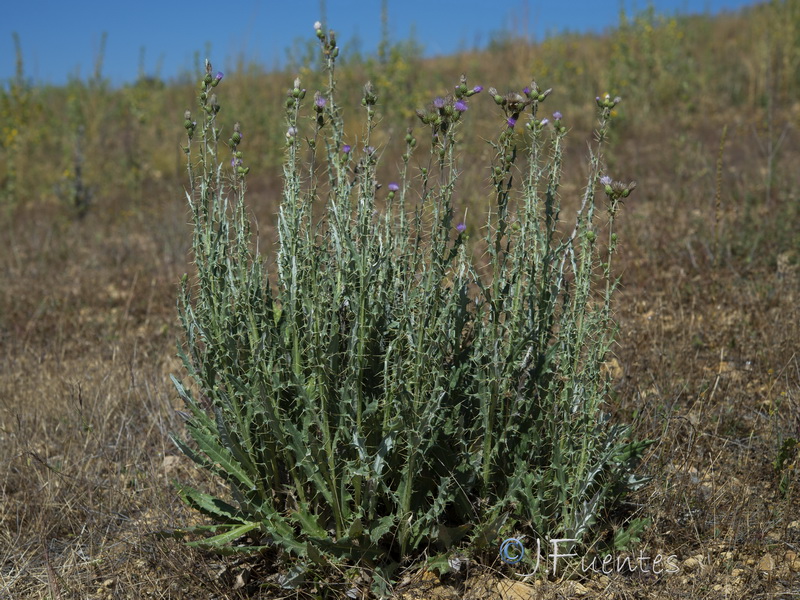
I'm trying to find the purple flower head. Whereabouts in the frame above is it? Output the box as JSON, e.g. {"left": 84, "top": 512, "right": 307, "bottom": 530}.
{"left": 456, "top": 222, "right": 467, "bottom": 233}
{"left": 473, "top": 85, "right": 483, "bottom": 93}
{"left": 342, "top": 144, "right": 352, "bottom": 154}
{"left": 215, "top": 72, "right": 224, "bottom": 81}
{"left": 539, "top": 118, "right": 549, "bottom": 127}
{"left": 388, "top": 182, "right": 399, "bottom": 192}
{"left": 600, "top": 175, "right": 612, "bottom": 186}
{"left": 553, "top": 111, "right": 563, "bottom": 120}
{"left": 454, "top": 100, "right": 468, "bottom": 113}
{"left": 231, "top": 158, "right": 243, "bottom": 167}
{"left": 364, "top": 145, "right": 375, "bottom": 155}
{"left": 315, "top": 95, "right": 327, "bottom": 108}
{"left": 523, "top": 86, "right": 530, "bottom": 95}
{"left": 507, "top": 117, "right": 517, "bottom": 128}
{"left": 286, "top": 126, "right": 297, "bottom": 138}
{"left": 433, "top": 97, "right": 446, "bottom": 109}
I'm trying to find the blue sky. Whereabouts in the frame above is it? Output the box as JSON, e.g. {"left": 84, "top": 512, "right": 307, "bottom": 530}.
{"left": 4, "top": 0, "right": 761, "bottom": 86}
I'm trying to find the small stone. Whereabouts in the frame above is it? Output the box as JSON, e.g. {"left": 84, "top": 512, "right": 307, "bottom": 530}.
{"left": 683, "top": 555, "right": 704, "bottom": 572}
{"left": 162, "top": 455, "right": 182, "bottom": 475}
{"left": 496, "top": 580, "right": 536, "bottom": 600}
{"left": 757, "top": 553, "right": 775, "bottom": 573}
{"left": 765, "top": 531, "right": 782, "bottom": 543}
{"left": 419, "top": 570, "right": 439, "bottom": 583}
{"left": 571, "top": 581, "right": 589, "bottom": 596}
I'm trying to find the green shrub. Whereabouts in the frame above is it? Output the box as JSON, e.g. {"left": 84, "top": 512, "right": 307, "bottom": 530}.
{"left": 171, "top": 25, "right": 650, "bottom": 595}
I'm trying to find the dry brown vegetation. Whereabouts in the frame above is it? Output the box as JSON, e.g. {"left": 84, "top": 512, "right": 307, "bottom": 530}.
{"left": 1, "top": 2, "right": 799, "bottom": 598}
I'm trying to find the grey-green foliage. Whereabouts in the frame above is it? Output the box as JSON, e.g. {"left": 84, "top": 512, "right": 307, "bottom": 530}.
{"left": 171, "top": 29, "right": 650, "bottom": 591}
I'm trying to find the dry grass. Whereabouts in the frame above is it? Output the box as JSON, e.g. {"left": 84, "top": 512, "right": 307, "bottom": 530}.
{"left": 2, "top": 4, "right": 800, "bottom": 598}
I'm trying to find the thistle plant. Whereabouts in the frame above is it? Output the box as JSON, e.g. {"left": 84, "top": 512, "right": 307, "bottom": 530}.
{"left": 172, "top": 27, "right": 649, "bottom": 595}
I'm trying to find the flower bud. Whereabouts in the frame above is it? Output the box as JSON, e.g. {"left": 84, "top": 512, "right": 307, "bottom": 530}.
{"left": 314, "top": 91, "right": 326, "bottom": 111}
{"left": 183, "top": 110, "right": 195, "bottom": 132}
{"left": 362, "top": 81, "right": 377, "bottom": 106}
